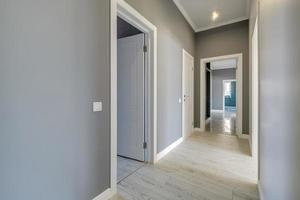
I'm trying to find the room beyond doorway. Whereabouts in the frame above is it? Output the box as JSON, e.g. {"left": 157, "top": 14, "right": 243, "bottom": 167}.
{"left": 200, "top": 54, "right": 244, "bottom": 138}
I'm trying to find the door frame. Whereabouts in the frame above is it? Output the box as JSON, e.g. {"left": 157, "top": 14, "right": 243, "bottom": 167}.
{"left": 110, "top": 0, "right": 158, "bottom": 194}
{"left": 182, "top": 49, "right": 194, "bottom": 139}
{"left": 222, "top": 79, "right": 237, "bottom": 111}
{"left": 200, "top": 54, "right": 245, "bottom": 138}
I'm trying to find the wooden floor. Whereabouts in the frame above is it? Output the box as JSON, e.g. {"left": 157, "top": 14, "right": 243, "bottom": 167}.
{"left": 111, "top": 132, "right": 258, "bottom": 200}
{"left": 117, "top": 156, "right": 144, "bottom": 183}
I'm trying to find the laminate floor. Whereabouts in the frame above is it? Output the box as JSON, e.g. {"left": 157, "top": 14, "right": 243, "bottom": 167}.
{"left": 111, "top": 132, "right": 258, "bottom": 200}
{"left": 206, "top": 109, "right": 236, "bottom": 135}
{"left": 117, "top": 156, "right": 144, "bottom": 183}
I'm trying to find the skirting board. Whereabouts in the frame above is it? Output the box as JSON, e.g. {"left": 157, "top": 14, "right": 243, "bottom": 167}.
{"left": 258, "top": 181, "right": 264, "bottom": 200}
{"left": 156, "top": 137, "right": 184, "bottom": 161}
{"left": 93, "top": 188, "right": 116, "bottom": 200}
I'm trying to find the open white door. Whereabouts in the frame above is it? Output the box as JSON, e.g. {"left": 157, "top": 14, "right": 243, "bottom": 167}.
{"left": 117, "top": 33, "right": 145, "bottom": 161}
{"left": 182, "top": 50, "right": 194, "bottom": 138}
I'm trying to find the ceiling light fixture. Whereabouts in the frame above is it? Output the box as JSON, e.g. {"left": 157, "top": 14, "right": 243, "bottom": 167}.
{"left": 212, "top": 11, "right": 219, "bottom": 21}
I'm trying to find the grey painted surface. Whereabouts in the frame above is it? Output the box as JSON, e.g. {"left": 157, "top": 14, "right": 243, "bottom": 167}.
{"left": 195, "top": 20, "right": 249, "bottom": 133}
{"left": 212, "top": 69, "right": 236, "bottom": 110}
{"left": 118, "top": 17, "right": 142, "bottom": 39}
{"left": 124, "top": 0, "right": 195, "bottom": 152}
{"left": 0, "top": 1, "right": 110, "bottom": 199}
{"left": 259, "top": 0, "right": 300, "bottom": 199}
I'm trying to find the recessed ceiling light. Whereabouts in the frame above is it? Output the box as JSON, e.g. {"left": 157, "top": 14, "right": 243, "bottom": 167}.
{"left": 212, "top": 11, "right": 219, "bottom": 21}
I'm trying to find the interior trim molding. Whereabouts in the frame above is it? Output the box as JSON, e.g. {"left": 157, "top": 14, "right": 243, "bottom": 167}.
{"left": 92, "top": 188, "right": 115, "bottom": 200}
{"left": 173, "top": 0, "right": 197, "bottom": 31}
{"left": 258, "top": 181, "right": 264, "bottom": 200}
{"left": 196, "top": 17, "right": 249, "bottom": 32}
{"left": 156, "top": 137, "right": 184, "bottom": 161}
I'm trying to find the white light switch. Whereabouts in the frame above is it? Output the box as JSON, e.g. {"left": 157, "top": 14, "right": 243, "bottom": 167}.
{"left": 179, "top": 98, "right": 182, "bottom": 103}
{"left": 93, "top": 102, "right": 102, "bottom": 112}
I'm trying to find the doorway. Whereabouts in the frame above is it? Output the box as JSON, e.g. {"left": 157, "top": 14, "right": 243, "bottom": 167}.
{"left": 200, "top": 54, "right": 244, "bottom": 137}
{"left": 110, "top": 0, "right": 158, "bottom": 192}
{"left": 117, "top": 17, "right": 146, "bottom": 183}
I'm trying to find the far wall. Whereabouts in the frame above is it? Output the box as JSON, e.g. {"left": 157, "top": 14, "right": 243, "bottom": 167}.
{"left": 212, "top": 68, "right": 236, "bottom": 110}
{"left": 194, "top": 20, "right": 249, "bottom": 134}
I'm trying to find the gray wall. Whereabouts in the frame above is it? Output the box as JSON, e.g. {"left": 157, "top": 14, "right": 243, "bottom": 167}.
{"left": 124, "top": 0, "right": 195, "bottom": 152}
{"left": 212, "top": 69, "right": 236, "bottom": 110}
{"left": 118, "top": 17, "right": 142, "bottom": 39}
{"left": 0, "top": 1, "right": 111, "bottom": 199}
{"left": 195, "top": 20, "right": 249, "bottom": 133}
{"left": 259, "top": 0, "right": 300, "bottom": 199}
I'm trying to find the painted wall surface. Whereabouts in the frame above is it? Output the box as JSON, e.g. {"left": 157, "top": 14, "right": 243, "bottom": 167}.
{"left": 259, "top": 0, "right": 300, "bottom": 199}
{"left": 211, "top": 69, "right": 236, "bottom": 110}
{"left": 0, "top": 1, "right": 111, "bottom": 199}
{"left": 195, "top": 21, "right": 249, "bottom": 133}
{"left": 124, "top": 0, "right": 195, "bottom": 152}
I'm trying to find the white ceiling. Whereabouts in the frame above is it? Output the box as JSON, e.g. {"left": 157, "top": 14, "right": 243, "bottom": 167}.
{"left": 210, "top": 58, "right": 237, "bottom": 70}
{"left": 173, "top": 0, "right": 250, "bottom": 32}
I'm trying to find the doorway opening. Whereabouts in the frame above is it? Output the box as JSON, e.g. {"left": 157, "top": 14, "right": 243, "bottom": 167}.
{"left": 116, "top": 16, "right": 145, "bottom": 183}
{"left": 200, "top": 54, "right": 245, "bottom": 138}
{"left": 110, "top": 0, "right": 158, "bottom": 193}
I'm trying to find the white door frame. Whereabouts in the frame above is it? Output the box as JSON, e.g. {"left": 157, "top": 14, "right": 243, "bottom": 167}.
{"left": 200, "top": 54, "right": 245, "bottom": 138}
{"left": 222, "top": 79, "right": 237, "bottom": 111}
{"left": 182, "top": 49, "right": 194, "bottom": 139}
{"left": 110, "top": 0, "right": 158, "bottom": 195}
{"left": 251, "top": 17, "right": 259, "bottom": 159}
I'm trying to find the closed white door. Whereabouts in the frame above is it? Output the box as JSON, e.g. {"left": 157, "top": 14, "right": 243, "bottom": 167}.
{"left": 182, "top": 50, "right": 194, "bottom": 138}
{"left": 117, "top": 34, "right": 145, "bottom": 161}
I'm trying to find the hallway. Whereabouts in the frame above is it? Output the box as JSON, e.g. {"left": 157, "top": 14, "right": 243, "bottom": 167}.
{"left": 111, "top": 132, "right": 258, "bottom": 200}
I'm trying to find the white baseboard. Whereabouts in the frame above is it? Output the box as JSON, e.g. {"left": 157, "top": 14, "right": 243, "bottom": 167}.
{"left": 258, "top": 181, "right": 264, "bottom": 200}
{"left": 156, "top": 137, "right": 184, "bottom": 161}
{"left": 93, "top": 188, "right": 116, "bottom": 200}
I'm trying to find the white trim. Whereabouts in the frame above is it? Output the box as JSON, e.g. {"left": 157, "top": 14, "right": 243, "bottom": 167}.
{"left": 110, "top": 0, "right": 117, "bottom": 195}
{"left": 156, "top": 137, "right": 184, "bottom": 161}
{"left": 196, "top": 17, "right": 249, "bottom": 32}
{"left": 93, "top": 188, "right": 115, "bottom": 200}
{"left": 200, "top": 54, "right": 243, "bottom": 138}
{"left": 222, "top": 79, "right": 237, "bottom": 111}
{"left": 182, "top": 49, "right": 194, "bottom": 139}
{"left": 258, "top": 181, "right": 264, "bottom": 200}
{"left": 173, "top": 0, "right": 197, "bottom": 32}
{"left": 110, "top": 0, "right": 158, "bottom": 194}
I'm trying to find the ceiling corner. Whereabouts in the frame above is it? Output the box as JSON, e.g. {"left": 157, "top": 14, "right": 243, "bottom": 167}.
{"left": 173, "top": 0, "right": 197, "bottom": 32}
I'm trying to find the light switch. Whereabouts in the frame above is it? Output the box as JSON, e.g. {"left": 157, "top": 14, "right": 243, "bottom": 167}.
{"left": 93, "top": 102, "right": 102, "bottom": 112}
{"left": 179, "top": 98, "right": 182, "bottom": 103}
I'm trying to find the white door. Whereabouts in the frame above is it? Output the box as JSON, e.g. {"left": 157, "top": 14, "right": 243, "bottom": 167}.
{"left": 182, "top": 50, "right": 194, "bottom": 138}
{"left": 117, "top": 33, "right": 145, "bottom": 161}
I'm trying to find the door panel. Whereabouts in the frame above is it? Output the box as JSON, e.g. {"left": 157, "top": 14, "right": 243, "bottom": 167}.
{"left": 183, "top": 51, "right": 194, "bottom": 138}
{"left": 117, "top": 34, "right": 145, "bottom": 161}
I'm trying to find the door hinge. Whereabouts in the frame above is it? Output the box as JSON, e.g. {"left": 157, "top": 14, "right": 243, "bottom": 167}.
{"left": 143, "top": 142, "right": 147, "bottom": 149}
{"left": 143, "top": 45, "right": 148, "bottom": 52}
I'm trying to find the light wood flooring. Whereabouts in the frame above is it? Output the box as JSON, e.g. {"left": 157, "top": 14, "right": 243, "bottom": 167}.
{"left": 111, "top": 131, "right": 258, "bottom": 200}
